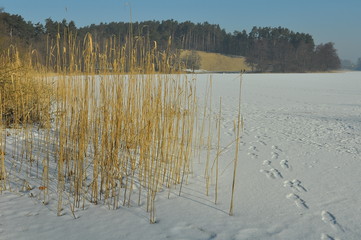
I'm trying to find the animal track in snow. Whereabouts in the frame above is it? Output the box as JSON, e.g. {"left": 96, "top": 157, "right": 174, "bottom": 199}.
{"left": 291, "top": 179, "right": 307, "bottom": 192}
{"left": 280, "top": 159, "right": 291, "bottom": 170}
{"left": 271, "top": 152, "right": 279, "bottom": 159}
{"left": 167, "top": 222, "right": 217, "bottom": 240}
{"left": 321, "top": 211, "right": 337, "bottom": 225}
{"left": 286, "top": 193, "right": 308, "bottom": 209}
{"left": 247, "top": 145, "right": 259, "bottom": 158}
{"left": 248, "top": 146, "right": 258, "bottom": 152}
{"left": 321, "top": 211, "right": 344, "bottom": 232}
{"left": 271, "top": 145, "right": 282, "bottom": 152}
{"left": 248, "top": 152, "right": 258, "bottom": 159}
{"left": 283, "top": 180, "right": 293, "bottom": 188}
{"left": 225, "top": 130, "right": 234, "bottom": 136}
{"left": 270, "top": 168, "right": 283, "bottom": 179}
{"left": 262, "top": 160, "right": 272, "bottom": 166}
{"left": 260, "top": 168, "right": 282, "bottom": 179}
{"left": 283, "top": 179, "right": 307, "bottom": 192}
{"left": 260, "top": 169, "right": 276, "bottom": 179}
{"left": 321, "top": 233, "right": 340, "bottom": 240}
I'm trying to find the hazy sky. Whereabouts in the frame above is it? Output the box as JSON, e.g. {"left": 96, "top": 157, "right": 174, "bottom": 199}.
{"left": 1, "top": 0, "right": 360, "bottom": 62}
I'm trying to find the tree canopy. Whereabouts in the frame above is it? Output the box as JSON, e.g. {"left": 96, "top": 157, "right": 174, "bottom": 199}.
{"left": 0, "top": 10, "right": 341, "bottom": 72}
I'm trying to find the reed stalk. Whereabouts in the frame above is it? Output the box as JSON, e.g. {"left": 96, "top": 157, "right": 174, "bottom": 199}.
{"left": 229, "top": 73, "right": 243, "bottom": 216}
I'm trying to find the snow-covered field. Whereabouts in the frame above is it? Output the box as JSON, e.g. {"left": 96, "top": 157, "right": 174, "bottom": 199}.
{"left": 1, "top": 72, "right": 360, "bottom": 240}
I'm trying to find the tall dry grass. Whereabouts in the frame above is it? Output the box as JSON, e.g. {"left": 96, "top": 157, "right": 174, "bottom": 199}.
{"left": 0, "top": 29, "right": 243, "bottom": 222}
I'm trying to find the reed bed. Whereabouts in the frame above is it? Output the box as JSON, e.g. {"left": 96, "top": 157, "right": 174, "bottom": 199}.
{"left": 0, "top": 30, "right": 243, "bottom": 222}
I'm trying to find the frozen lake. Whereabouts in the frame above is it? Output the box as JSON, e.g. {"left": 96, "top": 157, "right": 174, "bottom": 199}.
{"left": 1, "top": 72, "right": 360, "bottom": 240}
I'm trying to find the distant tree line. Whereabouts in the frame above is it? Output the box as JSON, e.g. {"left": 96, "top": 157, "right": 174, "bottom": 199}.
{"left": 0, "top": 9, "right": 341, "bottom": 72}
{"left": 341, "top": 58, "right": 361, "bottom": 71}
{"left": 356, "top": 58, "right": 361, "bottom": 70}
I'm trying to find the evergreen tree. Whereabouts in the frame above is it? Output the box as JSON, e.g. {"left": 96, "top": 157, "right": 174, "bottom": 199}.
{"left": 355, "top": 58, "right": 361, "bottom": 71}
{"left": 0, "top": 9, "right": 343, "bottom": 73}
{"left": 182, "top": 51, "right": 201, "bottom": 72}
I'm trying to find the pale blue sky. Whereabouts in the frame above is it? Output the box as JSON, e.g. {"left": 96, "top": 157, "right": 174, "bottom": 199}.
{"left": 1, "top": 0, "right": 360, "bottom": 62}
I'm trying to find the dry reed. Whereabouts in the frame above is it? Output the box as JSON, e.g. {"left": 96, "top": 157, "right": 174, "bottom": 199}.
{"left": 0, "top": 28, "right": 244, "bottom": 222}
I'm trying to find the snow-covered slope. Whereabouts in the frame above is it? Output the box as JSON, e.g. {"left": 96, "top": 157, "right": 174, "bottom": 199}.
{"left": 1, "top": 72, "right": 360, "bottom": 240}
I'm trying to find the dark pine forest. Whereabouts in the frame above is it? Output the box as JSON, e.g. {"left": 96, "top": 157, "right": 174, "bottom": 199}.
{"left": 0, "top": 9, "right": 341, "bottom": 72}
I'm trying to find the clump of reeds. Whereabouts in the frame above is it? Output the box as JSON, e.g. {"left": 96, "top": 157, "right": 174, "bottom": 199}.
{"left": 44, "top": 32, "right": 197, "bottom": 223}
{"left": 0, "top": 45, "right": 52, "bottom": 193}
{"left": 0, "top": 46, "right": 52, "bottom": 127}
{"left": 0, "top": 27, "right": 244, "bottom": 223}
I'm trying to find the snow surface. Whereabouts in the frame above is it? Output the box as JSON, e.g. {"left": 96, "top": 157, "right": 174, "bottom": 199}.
{"left": 1, "top": 72, "right": 361, "bottom": 240}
